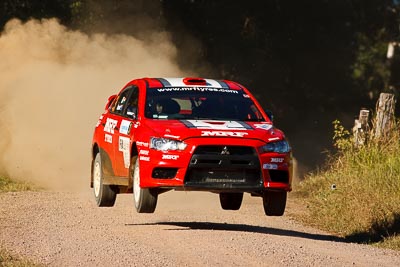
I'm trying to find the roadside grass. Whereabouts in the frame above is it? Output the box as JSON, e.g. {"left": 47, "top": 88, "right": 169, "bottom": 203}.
{"left": 375, "top": 235, "right": 400, "bottom": 250}
{"left": 294, "top": 121, "right": 400, "bottom": 250}
{"left": 0, "top": 175, "right": 35, "bottom": 192}
{"left": 0, "top": 248, "right": 39, "bottom": 267}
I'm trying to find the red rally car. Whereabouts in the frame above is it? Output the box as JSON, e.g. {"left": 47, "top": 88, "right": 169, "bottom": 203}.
{"left": 91, "top": 77, "right": 292, "bottom": 216}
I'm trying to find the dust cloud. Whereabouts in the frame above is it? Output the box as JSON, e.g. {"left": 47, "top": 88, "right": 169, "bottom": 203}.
{"left": 0, "top": 18, "right": 186, "bottom": 191}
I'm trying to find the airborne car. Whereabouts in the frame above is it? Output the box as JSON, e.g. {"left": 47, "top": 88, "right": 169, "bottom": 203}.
{"left": 91, "top": 77, "right": 292, "bottom": 215}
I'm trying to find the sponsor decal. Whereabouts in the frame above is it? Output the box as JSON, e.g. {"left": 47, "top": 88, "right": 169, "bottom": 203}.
{"left": 136, "top": 141, "right": 149, "bottom": 147}
{"left": 139, "top": 156, "right": 150, "bottom": 162}
{"left": 156, "top": 87, "right": 238, "bottom": 94}
{"left": 120, "top": 120, "right": 132, "bottom": 135}
{"left": 263, "top": 163, "right": 278, "bottom": 170}
{"left": 104, "top": 134, "right": 112, "bottom": 143}
{"left": 201, "top": 131, "right": 248, "bottom": 137}
{"left": 254, "top": 123, "right": 273, "bottom": 131}
{"left": 139, "top": 150, "right": 149, "bottom": 155}
{"left": 271, "top": 158, "right": 284, "bottom": 163}
{"left": 243, "top": 94, "right": 250, "bottom": 98}
{"left": 118, "top": 137, "right": 130, "bottom": 168}
{"left": 182, "top": 120, "right": 252, "bottom": 130}
{"left": 104, "top": 118, "right": 118, "bottom": 134}
{"left": 118, "top": 137, "right": 130, "bottom": 151}
{"left": 162, "top": 154, "right": 179, "bottom": 160}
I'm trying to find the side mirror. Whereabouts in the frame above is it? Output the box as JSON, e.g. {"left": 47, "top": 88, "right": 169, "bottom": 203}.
{"left": 265, "top": 109, "right": 274, "bottom": 122}
{"left": 105, "top": 94, "right": 117, "bottom": 110}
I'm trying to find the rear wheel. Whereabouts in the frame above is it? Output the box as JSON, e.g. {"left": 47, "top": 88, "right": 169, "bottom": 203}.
{"left": 132, "top": 158, "right": 158, "bottom": 213}
{"left": 92, "top": 153, "right": 116, "bottom": 207}
{"left": 262, "top": 191, "right": 287, "bottom": 216}
{"left": 219, "top": 192, "right": 243, "bottom": 210}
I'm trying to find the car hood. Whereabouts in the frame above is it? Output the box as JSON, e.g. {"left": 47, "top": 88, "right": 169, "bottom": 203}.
{"left": 141, "top": 119, "right": 285, "bottom": 143}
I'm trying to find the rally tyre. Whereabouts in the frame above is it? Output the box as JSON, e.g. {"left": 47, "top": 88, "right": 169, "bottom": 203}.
{"left": 92, "top": 153, "right": 117, "bottom": 207}
{"left": 262, "top": 191, "right": 287, "bottom": 216}
{"left": 133, "top": 158, "right": 158, "bottom": 213}
{"left": 219, "top": 192, "right": 243, "bottom": 210}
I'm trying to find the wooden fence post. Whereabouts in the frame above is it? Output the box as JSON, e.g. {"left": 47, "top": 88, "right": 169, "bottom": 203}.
{"left": 373, "top": 93, "right": 396, "bottom": 139}
{"left": 353, "top": 108, "right": 370, "bottom": 146}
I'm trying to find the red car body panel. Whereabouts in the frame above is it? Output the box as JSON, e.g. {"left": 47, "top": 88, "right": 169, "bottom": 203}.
{"left": 91, "top": 77, "right": 292, "bottom": 195}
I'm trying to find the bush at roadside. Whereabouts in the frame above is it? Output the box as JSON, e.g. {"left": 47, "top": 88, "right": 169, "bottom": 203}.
{"left": 295, "top": 120, "right": 400, "bottom": 250}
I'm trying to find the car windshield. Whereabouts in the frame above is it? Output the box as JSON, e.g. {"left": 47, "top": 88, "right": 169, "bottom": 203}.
{"left": 145, "top": 87, "right": 265, "bottom": 121}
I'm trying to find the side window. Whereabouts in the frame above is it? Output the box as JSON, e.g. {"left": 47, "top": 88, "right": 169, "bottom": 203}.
{"left": 111, "top": 88, "right": 131, "bottom": 115}
{"left": 125, "top": 87, "right": 139, "bottom": 119}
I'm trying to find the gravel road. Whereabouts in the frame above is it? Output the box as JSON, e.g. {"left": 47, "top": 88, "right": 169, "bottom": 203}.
{"left": 1, "top": 190, "right": 399, "bottom": 266}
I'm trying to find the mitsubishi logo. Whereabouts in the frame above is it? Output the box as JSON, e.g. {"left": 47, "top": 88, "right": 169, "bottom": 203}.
{"left": 221, "top": 146, "right": 230, "bottom": 155}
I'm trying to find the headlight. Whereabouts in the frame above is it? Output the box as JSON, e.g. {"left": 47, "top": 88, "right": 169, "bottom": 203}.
{"left": 260, "top": 140, "right": 291, "bottom": 154}
{"left": 150, "top": 137, "right": 187, "bottom": 151}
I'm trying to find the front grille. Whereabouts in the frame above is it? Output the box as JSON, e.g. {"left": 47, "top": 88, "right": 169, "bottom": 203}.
{"left": 184, "top": 145, "right": 262, "bottom": 189}
{"left": 194, "top": 145, "right": 255, "bottom": 156}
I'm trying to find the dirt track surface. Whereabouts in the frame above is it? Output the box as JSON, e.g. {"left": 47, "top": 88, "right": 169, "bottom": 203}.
{"left": 1, "top": 190, "right": 399, "bottom": 266}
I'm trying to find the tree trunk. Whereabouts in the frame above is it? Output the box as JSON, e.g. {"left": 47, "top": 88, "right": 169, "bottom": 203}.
{"left": 373, "top": 93, "right": 396, "bottom": 140}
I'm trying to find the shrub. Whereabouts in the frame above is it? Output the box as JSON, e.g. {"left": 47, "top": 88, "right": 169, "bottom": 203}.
{"left": 296, "top": 120, "right": 400, "bottom": 248}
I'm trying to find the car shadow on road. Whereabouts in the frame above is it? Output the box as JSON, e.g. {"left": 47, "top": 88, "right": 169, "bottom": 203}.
{"left": 127, "top": 221, "right": 346, "bottom": 243}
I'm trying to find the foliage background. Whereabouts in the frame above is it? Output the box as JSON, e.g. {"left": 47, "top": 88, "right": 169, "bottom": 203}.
{"left": 1, "top": 0, "right": 400, "bottom": 172}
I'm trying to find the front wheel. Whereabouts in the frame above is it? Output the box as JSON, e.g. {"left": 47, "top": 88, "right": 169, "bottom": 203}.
{"left": 132, "top": 158, "right": 158, "bottom": 213}
{"left": 262, "top": 191, "right": 287, "bottom": 216}
{"left": 219, "top": 192, "right": 243, "bottom": 210}
{"left": 92, "top": 153, "right": 116, "bottom": 207}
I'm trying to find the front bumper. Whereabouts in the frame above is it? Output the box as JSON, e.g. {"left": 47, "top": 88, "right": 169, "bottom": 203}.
{"left": 138, "top": 137, "right": 292, "bottom": 192}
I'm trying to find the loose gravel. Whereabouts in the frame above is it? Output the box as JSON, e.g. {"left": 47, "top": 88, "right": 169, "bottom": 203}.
{"left": 1, "top": 190, "right": 399, "bottom": 266}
